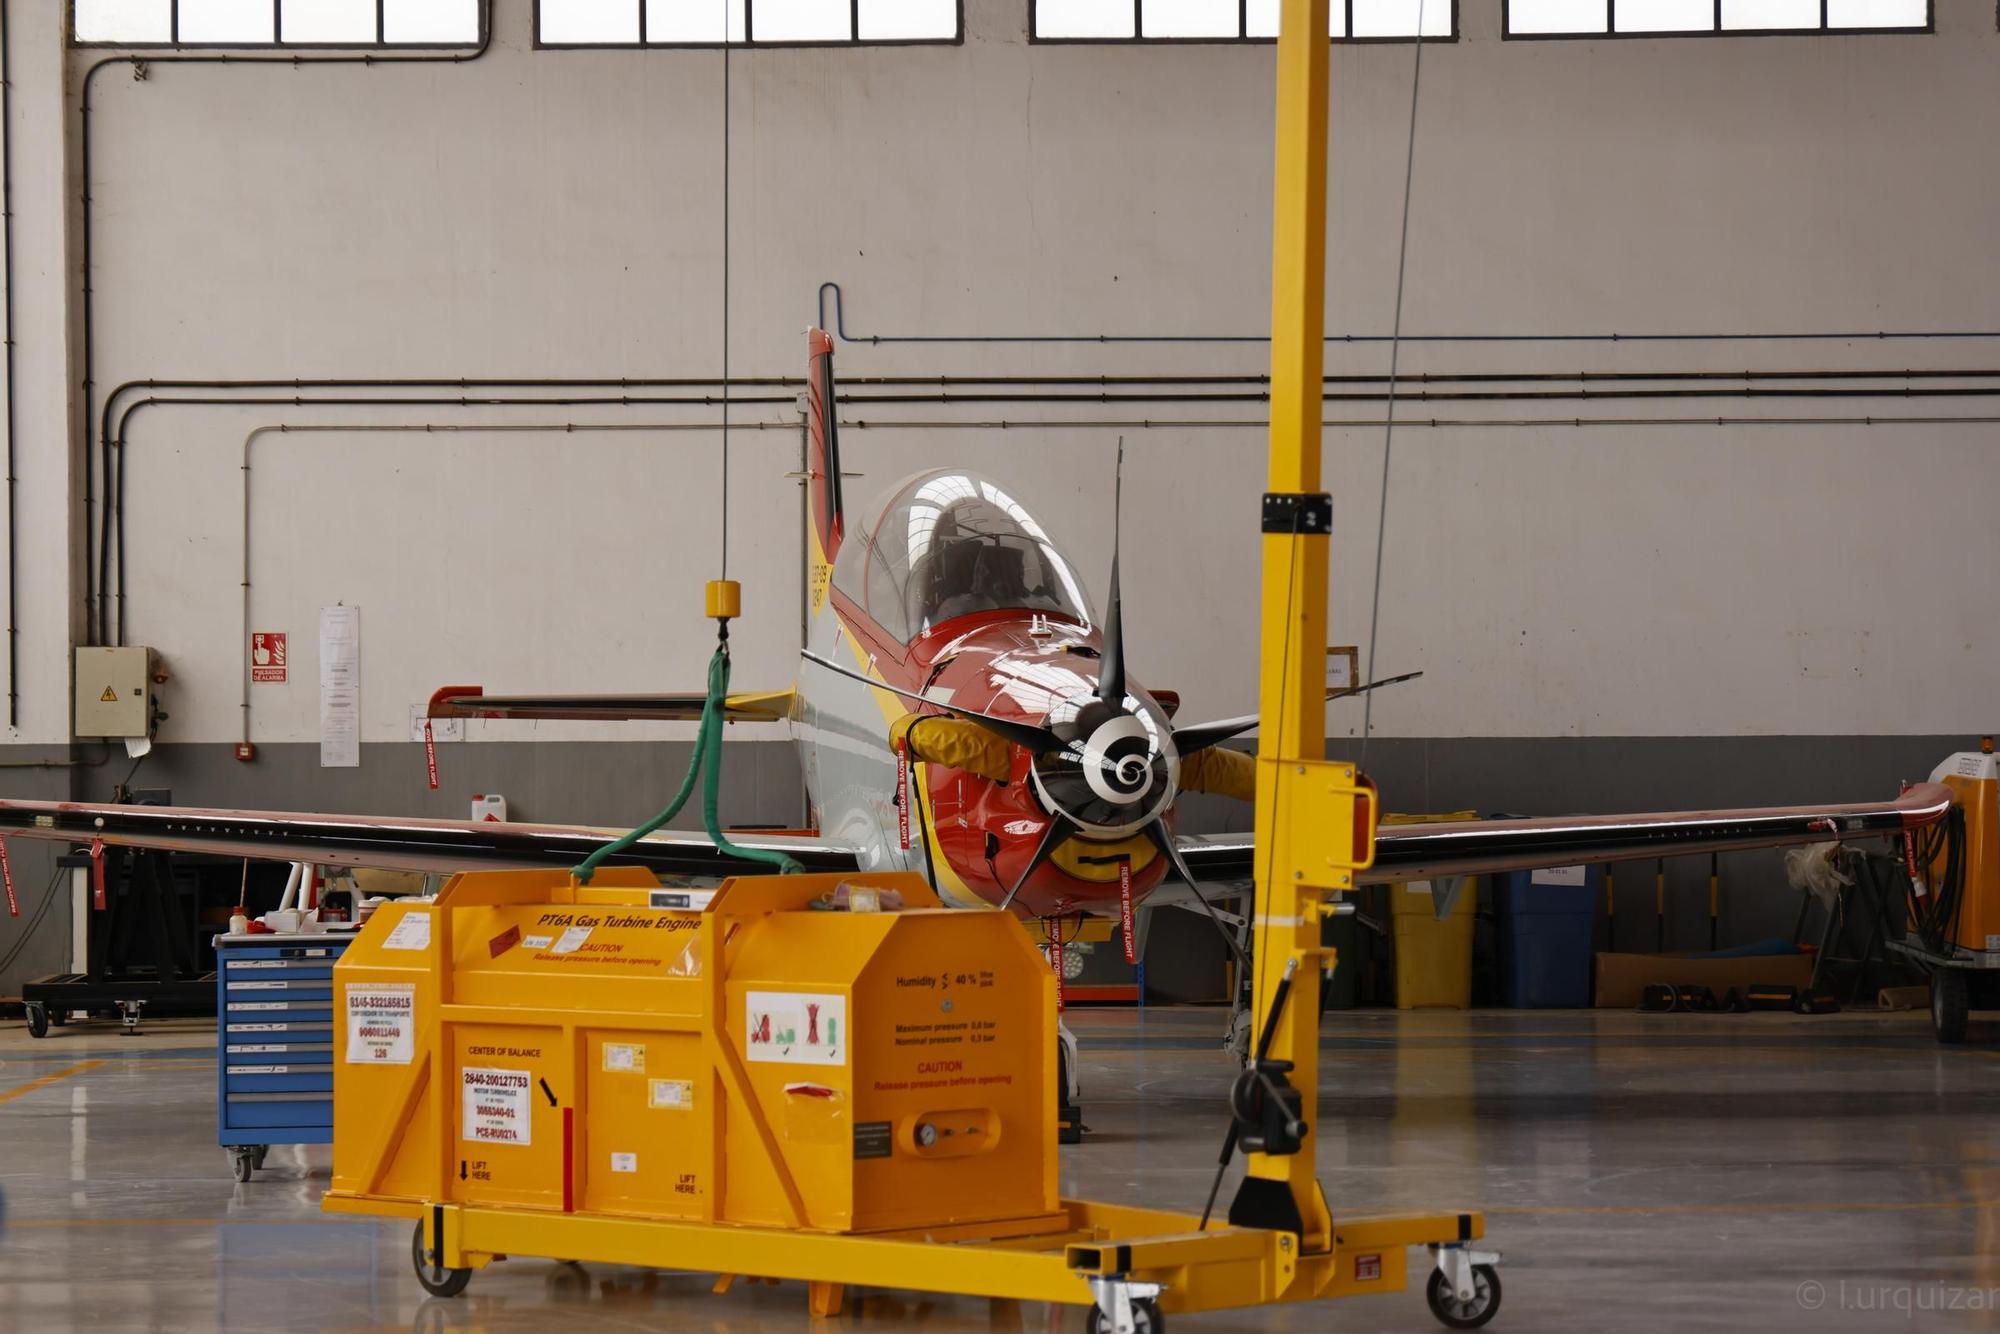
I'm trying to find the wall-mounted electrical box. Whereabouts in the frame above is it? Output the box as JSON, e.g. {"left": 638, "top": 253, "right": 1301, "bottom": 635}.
{"left": 74, "top": 646, "right": 158, "bottom": 739}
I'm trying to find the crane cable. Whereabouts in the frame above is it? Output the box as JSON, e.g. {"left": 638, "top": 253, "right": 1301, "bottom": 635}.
{"left": 1358, "top": 0, "right": 1428, "bottom": 771}
{"left": 574, "top": 18, "right": 800, "bottom": 883}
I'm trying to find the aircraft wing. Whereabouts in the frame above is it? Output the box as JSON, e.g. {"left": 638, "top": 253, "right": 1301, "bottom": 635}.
{"left": 427, "top": 686, "right": 794, "bottom": 724}
{"left": 0, "top": 799, "right": 858, "bottom": 879}
{"left": 1173, "top": 782, "right": 1953, "bottom": 891}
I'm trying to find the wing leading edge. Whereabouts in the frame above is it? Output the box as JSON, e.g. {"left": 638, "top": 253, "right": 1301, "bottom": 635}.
{"left": 1175, "top": 782, "right": 1953, "bottom": 890}
{"left": 0, "top": 800, "right": 858, "bottom": 879}
{"left": 427, "top": 686, "right": 794, "bottom": 724}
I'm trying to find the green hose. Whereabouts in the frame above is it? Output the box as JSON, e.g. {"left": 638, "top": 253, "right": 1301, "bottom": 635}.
{"left": 572, "top": 645, "right": 803, "bottom": 884}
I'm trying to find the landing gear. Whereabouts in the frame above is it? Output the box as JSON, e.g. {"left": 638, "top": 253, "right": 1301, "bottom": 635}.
{"left": 412, "top": 1220, "right": 472, "bottom": 1298}
{"left": 1057, "top": 1023, "right": 1084, "bottom": 1145}
{"left": 1932, "top": 969, "right": 1970, "bottom": 1044}
{"left": 1426, "top": 1248, "right": 1502, "bottom": 1329}
{"left": 1223, "top": 1006, "right": 1253, "bottom": 1065}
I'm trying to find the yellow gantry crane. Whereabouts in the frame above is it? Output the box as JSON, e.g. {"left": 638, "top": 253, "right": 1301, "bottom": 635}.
{"left": 319, "top": 0, "right": 1498, "bottom": 1326}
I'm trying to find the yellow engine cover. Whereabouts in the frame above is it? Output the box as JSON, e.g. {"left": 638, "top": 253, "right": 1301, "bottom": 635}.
{"left": 1933, "top": 752, "right": 2000, "bottom": 955}
{"left": 328, "top": 869, "right": 1058, "bottom": 1235}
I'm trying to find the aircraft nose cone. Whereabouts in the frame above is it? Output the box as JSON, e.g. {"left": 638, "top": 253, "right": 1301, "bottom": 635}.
{"left": 1030, "top": 692, "right": 1180, "bottom": 838}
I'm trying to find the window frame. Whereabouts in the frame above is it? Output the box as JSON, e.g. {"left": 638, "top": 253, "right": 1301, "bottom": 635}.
{"left": 69, "top": 0, "right": 490, "bottom": 49}
{"left": 1499, "top": 0, "right": 1931, "bottom": 38}
{"left": 531, "top": 0, "right": 966, "bottom": 48}
{"left": 1030, "top": 0, "right": 1459, "bottom": 43}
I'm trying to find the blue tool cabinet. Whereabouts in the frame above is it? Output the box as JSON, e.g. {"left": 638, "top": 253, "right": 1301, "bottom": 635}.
{"left": 215, "top": 932, "right": 354, "bottom": 1181}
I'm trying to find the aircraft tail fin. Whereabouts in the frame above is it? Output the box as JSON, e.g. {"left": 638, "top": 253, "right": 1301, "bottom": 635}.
{"left": 805, "top": 327, "right": 844, "bottom": 617}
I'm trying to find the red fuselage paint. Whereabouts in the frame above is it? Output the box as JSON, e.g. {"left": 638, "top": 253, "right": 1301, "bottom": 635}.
{"left": 826, "top": 597, "right": 1174, "bottom": 923}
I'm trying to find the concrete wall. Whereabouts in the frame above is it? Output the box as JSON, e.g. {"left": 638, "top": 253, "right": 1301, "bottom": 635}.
{"left": 3, "top": 0, "right": 1997, "bottom": 989}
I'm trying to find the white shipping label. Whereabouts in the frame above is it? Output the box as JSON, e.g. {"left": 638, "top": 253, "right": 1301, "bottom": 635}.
{"left": 461, "top": 1067, "right": 534, "bottom": 1146}
{"left": 550, "top": 925, "right": 592, "bottom": 955}
{"left": 382, "top": 913, "right": 432, "bottom": 951}
{"left": 523, "top": 934, "right": 554, "bottom": 950}
{"left": 345, "top": 983, "right": 415, "bottom": 1065}
{"left": 649, "top": 1079, "right": 693, "bottom": 1110}
{"left": 603, "top": 1042, "right": 645, "bottom": 1074}
{"left": 744, "top": 991, "right": 847, "bottom": 1067}
{"left": 1530, "top": 865, "right": 1588, "bottom": 887}
{"left": 610, "top": 1152, "right": 638, "bottom": 1173}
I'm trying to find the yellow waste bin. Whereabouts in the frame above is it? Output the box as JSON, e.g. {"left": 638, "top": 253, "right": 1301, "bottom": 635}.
{"left": 1386, "top": 812, "right": 1478, "bottom": 1010}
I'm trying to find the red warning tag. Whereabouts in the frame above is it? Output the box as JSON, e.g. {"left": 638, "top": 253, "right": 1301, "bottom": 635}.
{"left": 488, "top": 924, "right": 521, "bottom": 958}
{"left": 90, "top": 840, "right": 107, "bottom": 910}
{"left": 423, "top": 716, "right": 440, "bottom": 791}
{"left": 896, "top": 743, "right": 910, "bottom": 851}
{"left": 1119, "top": 859, "right": 1136, "bottom": 964}
{"left": 0, "top": 838, "right": 15, "bottom": 918}
{"left": 1047, "top": 917, "right": 1065, "bottom": 1013}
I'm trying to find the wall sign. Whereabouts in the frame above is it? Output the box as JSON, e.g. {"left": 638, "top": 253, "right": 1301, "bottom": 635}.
{"left": 250, "top": 631, "right": 287, "bottom": 684}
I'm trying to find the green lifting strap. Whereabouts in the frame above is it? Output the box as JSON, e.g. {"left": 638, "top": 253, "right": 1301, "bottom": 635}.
{"left": 572, "top": 645, "right": 803, "bottom": 884}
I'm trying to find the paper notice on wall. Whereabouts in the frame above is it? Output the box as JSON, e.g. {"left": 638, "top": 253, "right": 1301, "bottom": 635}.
{"left": 345, "top": 983, "right": 415, "bottom": 1064}
{"left": 461, "top": 1067, "right": 533, "bottom": 1146}
{"left": 319, "top": 605, "right": 360, "bottom": 768}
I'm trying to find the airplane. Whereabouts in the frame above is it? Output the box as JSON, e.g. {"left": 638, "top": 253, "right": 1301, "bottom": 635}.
{"left": 0, "top": 327, "right": 1953, "bottom": 1115}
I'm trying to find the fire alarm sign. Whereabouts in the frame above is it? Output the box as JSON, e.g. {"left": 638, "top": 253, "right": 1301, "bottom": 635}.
{"left": 250, "top": 632, "right": 288, "bottom": 684}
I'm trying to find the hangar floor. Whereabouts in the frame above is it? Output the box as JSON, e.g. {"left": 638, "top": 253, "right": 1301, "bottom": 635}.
{"left": 1, "top": 1007, "right": 1996, "bottom": 1332}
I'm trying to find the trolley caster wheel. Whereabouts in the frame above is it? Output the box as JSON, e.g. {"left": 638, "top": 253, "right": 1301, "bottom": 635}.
{"left": 48, "top": 1008, "right": 67, "bottom": 1026}
{"left": 1933, "top": 971, "right": 1970, "bottom": 1045}
{"left": 228, "top": 1148, "right": 257, "bottom": 1183}
{"left": 24, "top": 1004, "right": 47, "bottom": 1039}
{"left": 412, "top": 1221, "right": 472, "bottom": 1298}
{"left": 1086, "top": 1296, "right": 1162, "bottom": 1334}
{"left": 1426, "top": 1263, "right": 1502, "bottom": 1329}
{"left": 251, "top": 1145, "right": 269, "bottom": 1170}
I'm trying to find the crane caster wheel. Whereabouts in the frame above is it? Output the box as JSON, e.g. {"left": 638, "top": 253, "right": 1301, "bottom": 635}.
{"left": 24, "top": 1004, "right": 47, "bottom": 1039}
{"left": 1426, "top": 1263, "right": 1501, "bottom": 1329}
{"left": 412, "top": 1221, "right": 472, "bottom": 1298}
{"left": 1086, "top": 1296, "right": 1161, "bottom": 1333}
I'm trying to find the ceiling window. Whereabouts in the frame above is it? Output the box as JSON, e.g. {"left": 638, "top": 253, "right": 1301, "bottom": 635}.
{"left": 1504, "top": 0, "right": 1926, "bottom": 33}
{"left": 534, "top": 0, "right": 961, "bottom": 43}
{"left": 1033, "top": 0, "right": 1452, "bottom": 40}
{"left": 72, "top": 0, "right": 485, "bottom": 45}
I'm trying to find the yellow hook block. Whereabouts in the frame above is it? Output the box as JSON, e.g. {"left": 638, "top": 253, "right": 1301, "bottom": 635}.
{"left": 705, "top": 579, "right": 742, "bottom": 622}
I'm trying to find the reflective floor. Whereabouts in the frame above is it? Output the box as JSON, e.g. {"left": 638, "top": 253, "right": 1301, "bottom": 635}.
{"left": 3, "top": 1007, "right": 1999, "bottom": 1331}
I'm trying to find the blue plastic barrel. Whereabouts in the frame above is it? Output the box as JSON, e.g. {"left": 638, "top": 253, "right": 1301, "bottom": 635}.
{"left": 1494, "top": 866, "right": 1601, "bottom": 1007}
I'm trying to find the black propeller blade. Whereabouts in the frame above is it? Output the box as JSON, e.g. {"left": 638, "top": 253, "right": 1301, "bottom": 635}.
{"left": 997, "top": 814, "right": 1077, "bottom": 913}
{"left": 1097, "top": 438, "right": 1127, "bottom": 708}
{"left": 1171, "top": 669, "right": 1426, "bottom": 755}
{"left": 800, "top": 651, "right": 1064, "bottom": 755}
{"left": 1143, "top": 819, "right": 1250, "bottom": 971}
